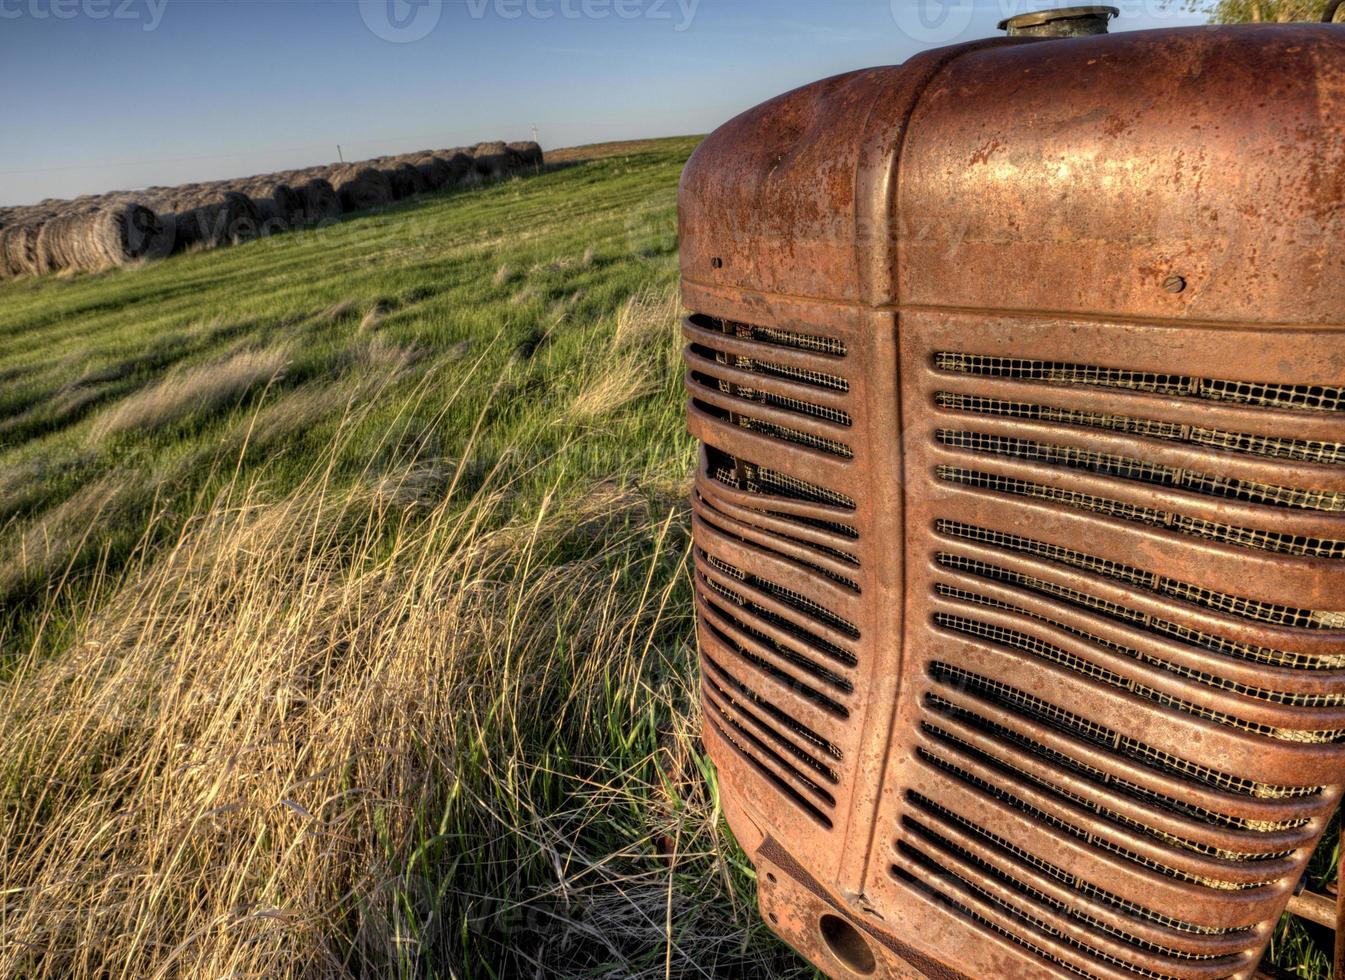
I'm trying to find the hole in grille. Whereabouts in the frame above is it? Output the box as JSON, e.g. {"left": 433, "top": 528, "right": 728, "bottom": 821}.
{"left": 700, "top": 617, "right": 848, "bottom": 718}
{"left": 692, "top": 342, "right": 849, "bottom": 393}
{"left": 934, "top": 611, "right": 1345, "bottom": 743}
{"left": 934, "top": 353, "right": 1345, "bottom": 413}
{"left": 706, "top": 452, "right": 859, "bottom": 543}
{"left": 917, "top": 747, "right": 1270, "bottom": 890}
{"left": 925, "top": 695, "right": 1305, "bottom": 834}
{"left": 703, "top": 486, "right": 859, "bottom": 568}
{"left": 694, "top": 367, "right": 853, "bottom": 427}
{"left": 937, "top": 552, "right": 1345, "bottom": 672}
{"left": 938, "top": 430, "right": 1345, "bottom": 512}
{"left": 702, "top": 588, "right": 853, "bottom": 693}
{"left": 748, "top": 465, "right": 855, "bottom": 512}
{"left": 929, "top": 663, "right": 1322, "bottom": 801}
{"left": 703, "top": 552, "right": 859, "bottom": 641}
{"left": 710, "top": 466, "right": 860, "bottom": 542}
{"left": 935, "top": 520, "right": 1345, "bottom": 631}
{"left": 903, "top": 796, "right": 1247, "bottom": 938}
{"left": 936, "top": 391, "right": 1345, "bottom": 467}
{"left": 921, "top": 721, "right": 1290, "bottom": 863}
{"left": 704, "top": 656, "right": 842, "bottom": 765}
{"left": 901, "top": 821, "right": 1237, "bottom": 965}
{"left": 705, "top": 712, "right": 834, "bottom": 828}
{"left": 937, "top": 467, "right": 1345, "bottom": 560}
{"left": 935, "top": 575, "right": 1345, "bottom": 708}
{"left": 700, "top": 316, "right": 848, "bottom": 357}
{"left": 895, "top": 840, "right": 1190, "bottom": 980}
{"left": 703, "top": 675, "right": 839, "bottom": 799}
{"left": 697, "top": 493, "right": 860, "bottom": 590}
{"left": 697, "top": 398, "right": 854, "bottom": 458}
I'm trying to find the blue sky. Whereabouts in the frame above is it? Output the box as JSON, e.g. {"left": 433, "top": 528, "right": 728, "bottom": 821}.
{"left": 0, "top": 0, "right": 1207, "bottom": 205}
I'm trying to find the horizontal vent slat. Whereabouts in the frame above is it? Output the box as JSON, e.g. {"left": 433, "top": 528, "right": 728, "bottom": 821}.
{"left": 928, "top": 663, "right": 1324, "bottom": 802}
{"left": 934, "top": 353, "right": 1345, "bottom": 414}
{"left": 932, "top": 608, "right": 1345, "bottom": 743}
{"left": 936, "top": 465, "right": 1345, "bottom": 560}
{"left": 916, "top": 743, "right": 1286, "bottom": 890}
{"left": 937, "top": 429, "right": 1345, "bottom": 511}
{"left": 935, "top": 519, "right": 1345, "bottom": 633}
{"left": 935, "top": 390, "right": 1345, "bottom": 468}
{"left": 899, "top": 808, "right": 1255, "bottom": 955}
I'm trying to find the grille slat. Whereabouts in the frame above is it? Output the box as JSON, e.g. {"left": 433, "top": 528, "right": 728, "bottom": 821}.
{"left": 928, "top": 664, "right": 1322, "bottom": 801}
{"left": 705, "top": 711, "right": 834, "bottom": 828}
{"left": 703, "top": 678, "right": 840, "bottom": 790}
{"left": 935, "top": 520, "right": 1345, "bottom": 633}
{"left": 704, "top": 656, "right": 843, "bottom": 763}
{"left": 699, "top": 578, "right": 854, "bottom": 691}
{"left": 936, "top": 552, "right": 1345, "bottom": 676}
{"left": 925, "top": 694, "right": 1306, "bottom": 834}
{"left": 938, "top": 429, "right": 1345, "bottom": 512}
{"left": 689, "top": 318, "right": 854, "bottom": 459}
{"left": 921, "top": 718, "right": 1298, "bottom": 864}
{"left": 936, "top": 391, "right": 1345, "bottom": 467}
{"left": 934, "top": 611, "right": 1345, "bottom": 743}
{"left": 935, "top": 353, "right": 1345, "bottom": 414}
{"left": 918, "top": 745, "right": 1273, "bottom": 891}
{"left": 696, "top": 493, "right": 860, "bottom": 590}
{"left": 898, "top": 828, "right": 1245, "bottom": 978}
{"left": 905, "top": 791, "right": 1248, "bottom": 940}
{"left": 934, "top": 578, "right": 1345, "bottom": 712}
{"left": 937, "top": 466, "right": 1345, "bottom": 560}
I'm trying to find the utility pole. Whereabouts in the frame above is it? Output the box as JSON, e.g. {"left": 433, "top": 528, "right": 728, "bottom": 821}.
{"left": 337, "top": 144, "right": 344, "bottom": 163}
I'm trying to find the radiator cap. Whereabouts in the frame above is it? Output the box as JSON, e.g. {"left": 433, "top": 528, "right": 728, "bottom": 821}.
{"left": 999, "top": 5, "right": 1120, "bottom": 36}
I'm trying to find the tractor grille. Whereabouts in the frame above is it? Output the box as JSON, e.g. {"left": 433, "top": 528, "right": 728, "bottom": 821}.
{"left": 686, "top": 314, "right": 863, "bottom": 836}
{"left": 888, "top": 343, "right": 1345, "bottom": 979}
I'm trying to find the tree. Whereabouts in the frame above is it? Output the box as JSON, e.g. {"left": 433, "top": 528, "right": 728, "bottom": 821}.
{"left": 1190, "top": 0, "right": 1343, "bottom": 22}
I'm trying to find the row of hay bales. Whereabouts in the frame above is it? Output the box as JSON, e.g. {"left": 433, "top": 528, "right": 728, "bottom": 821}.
{"left": 0, "top": 140, "right": 544, "bottom": 280}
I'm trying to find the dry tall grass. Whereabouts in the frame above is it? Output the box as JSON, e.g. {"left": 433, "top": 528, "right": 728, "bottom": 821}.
{"left": 0, "top": 396, "right": 768, "bottom": 978}
{"left": 568, "top": 286, "right": 681, "bottom": 424}
{"left": 90, "top": 347, "right": 289, "bottom": 439}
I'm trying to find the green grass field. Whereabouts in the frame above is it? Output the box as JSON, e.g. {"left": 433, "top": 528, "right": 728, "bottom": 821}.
{"left": 0, "top": 136, "right": 1336, "bottom": 978}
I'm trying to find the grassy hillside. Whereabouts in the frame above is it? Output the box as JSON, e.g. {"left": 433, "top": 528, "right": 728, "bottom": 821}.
{"left": 0, "top": 137, "right": 1336, "bottom": 979}
{"left": 0, "top": 136, "right": 811, "bottom": 979}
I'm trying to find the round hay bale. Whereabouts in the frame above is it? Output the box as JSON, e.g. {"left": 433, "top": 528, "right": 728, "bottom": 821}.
{"left": 413, "top": 155, "right": 452, "bottom": 191}
{"left": 251, "top": 182, "right": 305, "bottom": 232}
{"left": 381, "top": 163, "right": 421, "bottom": 200}
{"left": 0, "top": 221, "right": 44, "bottom": 279}
{"left": 332, "top": 167, "right": 393, "bottom": 212}
{"left": 167, "top": 191, "right": 260, "bottom": 251}
{"left": 0, "top": 222, "right": 42, "bottom": 279}
{"left": 438, "top": 150, "right": 474, "bottom": 185}
{"left": 507, "top": 141, "right": 544, "bottom": 170}
{"left": 35, "top": 202, "right": 165, "bottom": 274}
{"left": 298, "top": 178, "right": 342, "bottom": 224}
{"left": 471, "top": 141, "right": 512, "bottom": 179}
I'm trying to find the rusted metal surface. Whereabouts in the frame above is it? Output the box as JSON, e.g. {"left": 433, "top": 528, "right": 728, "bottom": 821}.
{"left": 681, "top": 17, "right": 1345, "bottom": 980}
